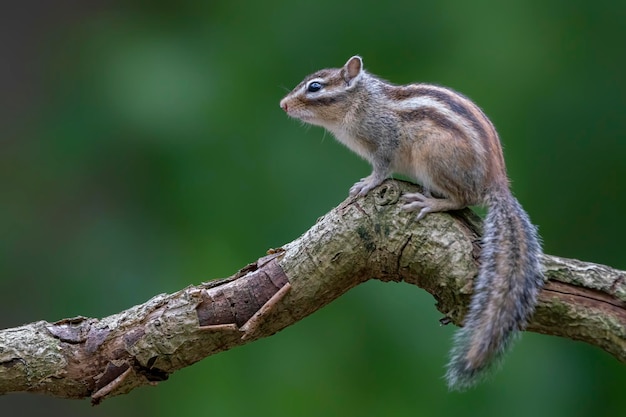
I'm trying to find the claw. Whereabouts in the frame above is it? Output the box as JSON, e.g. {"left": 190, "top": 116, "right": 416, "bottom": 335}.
{"left": 400, "top": 192, "right": 427, "bottom": 203}
{"left": 401, "top": 201, "right": 427, "bottom": 211}
{"left": 415, "top": 207, "right": 432, "bottom": 221}
{"left": 349, "top": 175, "right": 385, "bottom": 197}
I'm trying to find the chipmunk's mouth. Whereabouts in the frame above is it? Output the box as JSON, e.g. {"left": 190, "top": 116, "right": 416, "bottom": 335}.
{"left": 285, "top": 109, "right": 313, "bottom": 122}
{"left": 279, "top": 100, "right": 319, "bottom": 124}
{"left": 291, "top": 112, "right": 312, "bottom": 121}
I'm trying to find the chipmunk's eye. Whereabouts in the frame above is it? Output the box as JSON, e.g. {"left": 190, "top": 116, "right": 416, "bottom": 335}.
{"left": 307, "top": 81, "right": 323, "bottom": 93}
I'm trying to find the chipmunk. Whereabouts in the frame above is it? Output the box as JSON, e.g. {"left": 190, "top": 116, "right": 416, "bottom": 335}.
{"left": 279, "top": 56, "right": 544, "bottom": 390}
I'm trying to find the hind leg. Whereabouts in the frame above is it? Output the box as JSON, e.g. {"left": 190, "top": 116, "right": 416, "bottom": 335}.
{"left": 401, "top": 192, "right": 467, "bottom": 221}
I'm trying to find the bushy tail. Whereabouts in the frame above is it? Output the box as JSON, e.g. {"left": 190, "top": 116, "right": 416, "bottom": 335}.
{"left": 445, "top": 189, "right": 543, "bottom": 390}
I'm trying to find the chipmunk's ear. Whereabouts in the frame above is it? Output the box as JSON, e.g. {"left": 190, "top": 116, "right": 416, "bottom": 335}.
{"left": 342, "top": 55, "right": 363, "bottom": 86}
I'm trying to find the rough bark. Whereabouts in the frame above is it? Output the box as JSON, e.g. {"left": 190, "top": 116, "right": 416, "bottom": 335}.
{"left": 0, "top": 180, "right": 624, "bottom": 404}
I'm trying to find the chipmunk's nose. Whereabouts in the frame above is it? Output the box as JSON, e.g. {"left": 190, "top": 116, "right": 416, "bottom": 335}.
{"left": 279, "top": 99, "right": 288, "bottom": 112}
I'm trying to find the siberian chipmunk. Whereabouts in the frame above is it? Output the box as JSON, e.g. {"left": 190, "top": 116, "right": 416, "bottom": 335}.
{"left": 280, "top": 56, "right": 544, "bottom": 390}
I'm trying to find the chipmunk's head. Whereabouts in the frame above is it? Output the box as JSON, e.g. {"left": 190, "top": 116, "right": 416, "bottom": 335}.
{"left": 280, "top": 56, "right": 365, "bottom": 128}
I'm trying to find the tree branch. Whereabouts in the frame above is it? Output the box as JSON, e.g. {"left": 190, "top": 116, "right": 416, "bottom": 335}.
{"left": 1, "top": 180, "right": 624, "bottom": 404}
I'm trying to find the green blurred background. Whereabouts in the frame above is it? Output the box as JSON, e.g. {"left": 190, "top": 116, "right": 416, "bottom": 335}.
{"left": 1, "top": 1, "right": 625, "bottom": 416}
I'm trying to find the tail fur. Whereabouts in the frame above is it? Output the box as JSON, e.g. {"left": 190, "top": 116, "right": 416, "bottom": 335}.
{"left": 445, "top": 189, "right": 543, "bottom": 390}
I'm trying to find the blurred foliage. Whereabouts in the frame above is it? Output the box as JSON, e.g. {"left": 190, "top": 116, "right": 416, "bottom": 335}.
{"left": 1, "top": 0, "right": 625, "bottom": 416}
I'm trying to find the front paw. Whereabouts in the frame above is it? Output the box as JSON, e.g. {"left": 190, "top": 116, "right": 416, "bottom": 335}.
{"left": 349, "top": 176, "right": 384, "bottom": 197}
